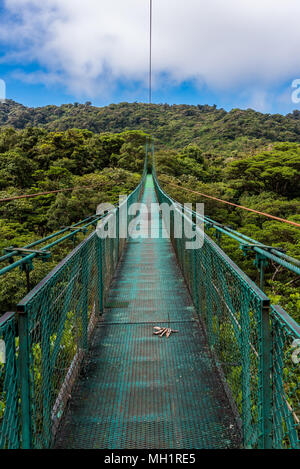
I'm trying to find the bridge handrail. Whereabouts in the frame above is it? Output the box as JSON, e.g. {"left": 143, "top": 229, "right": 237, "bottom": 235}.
{"left": 270, "top": 304, "right": 300, "bottom": 448}
{"left": 0, "top": 311, "right": 19, "bottom": 449}
{"left": 0, "top": 214, "right": 103, "bottom": 277}
{"left": 0, "top": 162, "right": 148, "bottom": 280}
{"left": 153, "top": 167, "right": 300, "bottom": 449}
{"left": 156, "top": 176, "right": 300, "bottom": 278}
{"left": 1, "top": 155, "right": 298, "bottom": 449}
{"left": 153, "top": 172, "right": 269, "bottom": 301}
{"left": 0, "top": 154, "right": 148, "bottom": 449}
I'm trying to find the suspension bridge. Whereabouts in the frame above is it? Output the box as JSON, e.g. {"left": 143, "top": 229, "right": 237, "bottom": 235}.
{"left": 0, "top": 156, "right": 299, "bottom": 449}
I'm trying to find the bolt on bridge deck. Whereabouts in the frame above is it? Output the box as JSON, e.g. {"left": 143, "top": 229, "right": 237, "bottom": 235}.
{"left": 54, "top": 176, "right": 241, "bottom": 449}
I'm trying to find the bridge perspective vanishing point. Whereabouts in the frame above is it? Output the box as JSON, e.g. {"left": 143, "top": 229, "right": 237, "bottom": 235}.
{"left": 0, "top": 155, "right": 299, "bottom": 449}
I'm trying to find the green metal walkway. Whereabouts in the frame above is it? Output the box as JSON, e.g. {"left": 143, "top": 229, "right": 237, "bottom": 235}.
{"left": 54, "top": 176, "right": 241, "bottom": 449}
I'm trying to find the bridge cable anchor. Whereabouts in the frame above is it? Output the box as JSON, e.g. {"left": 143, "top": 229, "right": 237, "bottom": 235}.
{"left": 3, "top": 246, "right": 52, "bottom": 292}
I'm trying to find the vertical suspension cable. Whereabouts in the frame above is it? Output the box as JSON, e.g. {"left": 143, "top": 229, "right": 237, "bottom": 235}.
{"left": 149, "top": 0, "right": 152, "bottom": 106}
{"left": 148, "top": 0, "right": 154, "bottom": 168}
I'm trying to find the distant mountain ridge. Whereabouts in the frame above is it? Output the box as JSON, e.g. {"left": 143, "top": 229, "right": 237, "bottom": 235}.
{"left": 1, "top": 100, "right": 300, "bottom": 156}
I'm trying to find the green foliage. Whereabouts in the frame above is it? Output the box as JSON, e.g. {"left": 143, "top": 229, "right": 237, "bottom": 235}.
{"left": 2, "top": 100, "right": 300, "bottom": 156}
{"left": 226, "top": 143, "right": 300, "bottom": 197}
{"left": 156, "top": 145, "right": 209, "bottom": 180}
{"left": 0, "top": 126, "right": 145, "bottom": 313}
{"left": 156, "top": 142, "right": 300, "bottom": 321}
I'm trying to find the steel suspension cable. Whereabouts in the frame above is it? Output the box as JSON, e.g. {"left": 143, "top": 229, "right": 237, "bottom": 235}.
{"left": 163, "top": 180, "right": 300, "bottom": 228}
{"left": 0, "top": 185, "right": 96, "bottom": 203}
{"left": 149, "top": 0, "right": 152, "bottom": 106}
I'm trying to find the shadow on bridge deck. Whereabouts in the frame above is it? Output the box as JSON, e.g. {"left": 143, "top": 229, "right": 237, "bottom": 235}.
{"left": 54, "top": 175, "right": 241, "bottom": 449}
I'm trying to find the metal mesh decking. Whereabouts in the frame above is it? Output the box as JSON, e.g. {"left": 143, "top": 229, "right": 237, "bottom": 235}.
{"left": 54, "top": 176, "right": 241, "bottom": 449}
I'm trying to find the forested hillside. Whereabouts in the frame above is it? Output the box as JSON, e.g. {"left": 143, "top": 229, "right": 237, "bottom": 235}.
{"left": 0, "top": 126, "right": 146, "bottom": 312}
{"left": 2, "top": 99, "right": 300, "bottom": 156}
{"left": 156, "top": 142, "right": 300, "bottom": 321}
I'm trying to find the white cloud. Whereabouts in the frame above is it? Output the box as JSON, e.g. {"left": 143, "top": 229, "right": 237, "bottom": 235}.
{"left": 1, "top": 0, "right": 300, "bottom": 103}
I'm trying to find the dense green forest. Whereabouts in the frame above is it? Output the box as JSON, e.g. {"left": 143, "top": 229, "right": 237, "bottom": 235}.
{"left": 156, "top": 142, "right": 300, "bottom": 322}
{"left": 0, "top": 100, "right": 299, "bottom": 322}
{"left": 2, "top": 99, "right": 300, "bottom": 152}
{"left": 0, "top": 126, "right": 146, "bottom": 312}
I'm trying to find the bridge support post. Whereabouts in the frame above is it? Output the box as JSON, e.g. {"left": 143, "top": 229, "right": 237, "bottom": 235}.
{"left": 255, "top": 254, "right": 268, "bottom": 291}
{"left": 17, "top": 307, "right": 32, "bottom": 449}
{"left": 259, "top": 300, "right": 272, "bottom": 449}
{"left": 241, "top": 299, "right": 252, "bottom": 447}
{"left": 41, "top": 301, "right": 51, "bottom": 447}
{"left": 205, "top": 252, "right": 214, "bottom": 348}
{"left": 81, "top": 248, "right": 89, "bottom": 350}
{"left": 192, "top": 248, "right": 199, "bottom": 313}
{"left": 215, "top": 230, "right": 222, "bottom": 246}
{"left": 116, "top": 208, "right": 120, "bottom": 261}
{"left": 97, "top": 237, "right": 103, "bottom": 314}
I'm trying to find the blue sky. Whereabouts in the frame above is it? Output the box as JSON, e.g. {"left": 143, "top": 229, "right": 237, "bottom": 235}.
{"left": 0, "top": 0, "right": 300, "bottom": 114}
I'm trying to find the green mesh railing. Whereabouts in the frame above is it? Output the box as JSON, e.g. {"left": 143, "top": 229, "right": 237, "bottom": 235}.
{"left": 271, "top": 305, "right": 300, "bottom": 448}
{"left": 153, "top": 169, "right": 300, "bottom": 449}
{"left": 0, "top": 312, "right": 19, "bottom": 449}
{"left": 0, "top": 162, "right": 146, "bottom": 449}
{"left": 0, "top": 156, "right": 299, "bottom": 449}
{"left": 16, "top": 167, "right": 146, "bottom": 448}
{"left": 17, "top": 232, "right": 101, "bottom": 448}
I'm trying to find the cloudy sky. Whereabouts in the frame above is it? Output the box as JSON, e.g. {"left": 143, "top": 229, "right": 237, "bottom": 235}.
{"left": 0, "top": 0, "right": 300, "bottom": 113}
